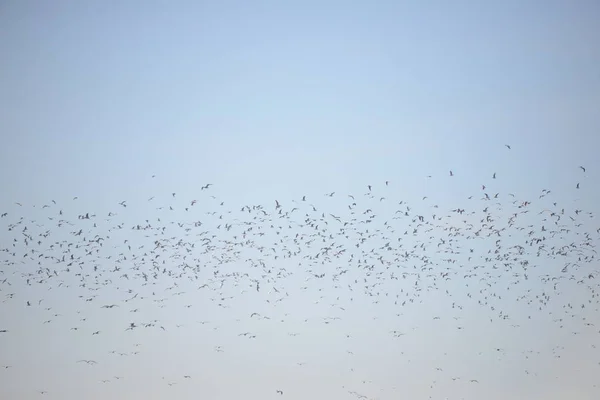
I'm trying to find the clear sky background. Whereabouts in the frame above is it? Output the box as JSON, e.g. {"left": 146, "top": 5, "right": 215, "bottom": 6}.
{"left": 1, "top": 1, "right": 600, "bottom": 399}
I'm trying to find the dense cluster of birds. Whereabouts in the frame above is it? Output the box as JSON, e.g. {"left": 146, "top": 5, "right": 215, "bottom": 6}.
{"left": 1, "top": 155, "right": 598, "bottom": 399}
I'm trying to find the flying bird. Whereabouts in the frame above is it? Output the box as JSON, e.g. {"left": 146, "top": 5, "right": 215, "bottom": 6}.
{"left": 77, "top": 360, "right": 97, "bottom": 365}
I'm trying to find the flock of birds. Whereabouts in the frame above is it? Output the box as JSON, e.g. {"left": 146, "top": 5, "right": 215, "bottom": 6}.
{"left": 1, "top": 150, "right": 599, "bottom": 399}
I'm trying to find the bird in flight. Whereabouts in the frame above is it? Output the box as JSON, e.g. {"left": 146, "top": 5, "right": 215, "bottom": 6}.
{"left": 77, "top": 360, "right": 97, "bottom": 365}
{"left": 579, "top": 166, "right": 586, "bottom": 172}
{"left": 276, "top": 390, "right": 284, "bottom": 395}
{"left": 505, "top": 144, "right": 511, "bottom": 149}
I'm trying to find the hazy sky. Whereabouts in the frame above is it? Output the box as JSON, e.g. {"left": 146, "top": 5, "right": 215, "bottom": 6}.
{"left": 1, "top": 1, "right": 600, "bottom": 399}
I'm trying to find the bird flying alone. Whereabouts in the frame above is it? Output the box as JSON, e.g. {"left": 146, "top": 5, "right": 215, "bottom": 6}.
{"left": 77, "top": 360, "right": 97, "bottom": 365}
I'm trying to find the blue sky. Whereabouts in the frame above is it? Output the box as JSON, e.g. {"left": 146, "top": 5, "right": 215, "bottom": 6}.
{"left": 1, "top": 1, "right": 600, "bottom": 399}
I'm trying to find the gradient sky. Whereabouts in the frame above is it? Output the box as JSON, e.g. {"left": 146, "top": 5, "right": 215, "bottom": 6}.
{"left": 1, "top": 1, "right": 600, "bottom": 399}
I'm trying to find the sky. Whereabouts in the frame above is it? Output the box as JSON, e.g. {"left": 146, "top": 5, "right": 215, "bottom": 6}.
{"left": 1, "top": 1, "right": 600, "bottom": 399}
